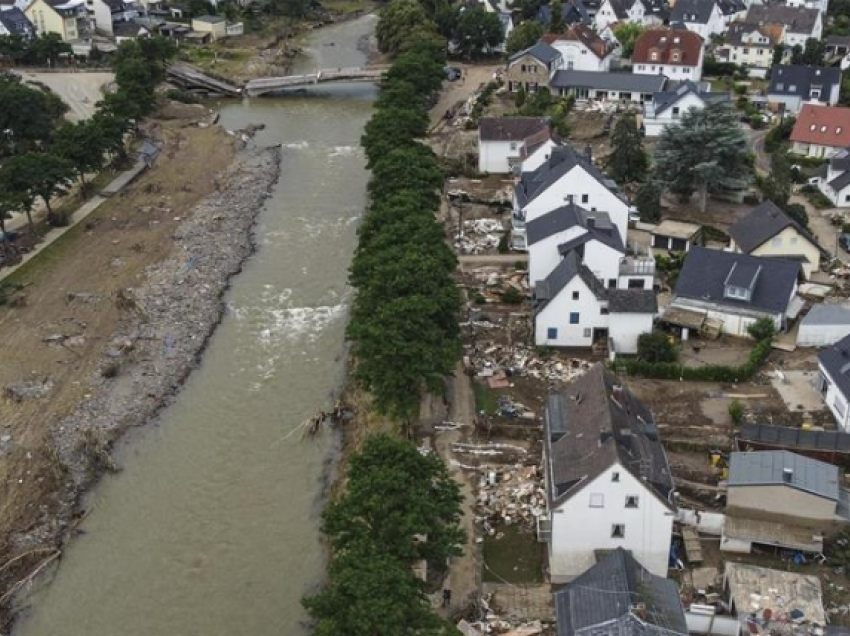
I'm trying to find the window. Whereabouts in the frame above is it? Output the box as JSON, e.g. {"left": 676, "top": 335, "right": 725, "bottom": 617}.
{"left": 628, "top": 279, "right": 645, "bottom": 289}
{"left": 821, "top": 125, "right": 828, "bottom": 132}
{"left": 846, "top": 194, "right": 850, "bottom": 202}
{"left": 611, "top": 524, "right": 625, "bottom": 538}
{"left": 651, "top": 52, "right": 658, "bottom": 60}
{"left": 569, "top": 312, "right": 580, "bottom": 324}
{"left": 590, "top": 493, "right": 605, "bottom": 507}
{"left": 572, "top": 291, "right": 580, "bottom": 300}
{"left": 772, "top": 236, "right": 782, "bottom": 247}
{"left": 742, "top": 48, "right": 749, "bottom": 54}
{"left": 790, "top": 236, "right": 798, "bottom": 245}
{"left": 581, "top": 194, "right": 589, "bottom": 203}
{"left": 811, "top": 89, "right": 821, "bottom": 98}
{"left": 583, "top": 328, "right": 592, "bottom": 337}
{"left": 510, "top": 142, "right": 518, "bottom": 151}
{"left": 776, "top": 82, "right": 784, "bottom": 90}
{"left": 672, "top": 106, "right": 680, "bottom": 117}
{"left": 612, "top": 472, "right": 620, "bottom": 482}
{"left": 520, "top": 64, "right": 526, "bottom": 72}
{"left": 625, "top": 495, "right": 639, "bottom": 508}
{"left": 608, "top": 279, "right": 616, "bottom": 288}
{"left": 672, "top": 52, "right": 680, "bottom": 61}
{"left": 811, "top": 124, "right": 817, "bottom": 131}
{"left": 838, "top": 127, "right": 844, "bottom": 135}
{"left": 789, "top": 84, "right": 797, "bottom": 92}
{"left": 547, "top": 327, "right": 558, "bottom": 339}
{"left": 601, "top": 307, "right": 609, "bottom": 315}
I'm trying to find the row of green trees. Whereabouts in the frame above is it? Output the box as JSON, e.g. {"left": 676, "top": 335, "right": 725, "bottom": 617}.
{"left": 0, "top": 37, "right": 176, "bottom": 240}
{"left": 0, "top": 33, "right": 72, "bottom": 68}
{"left": 348, "top": 33, "right": 462, "bottom": 421}
{"left": 303, "top": 434, "right": 464, "bottom": 635}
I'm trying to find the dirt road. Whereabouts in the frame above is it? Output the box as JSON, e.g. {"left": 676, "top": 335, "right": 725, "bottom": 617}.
{"left": 16, "top": 71, "right": 114, "bottom": 121}
{"left": 430, "top": 63, "right": 502, "bottom": 127}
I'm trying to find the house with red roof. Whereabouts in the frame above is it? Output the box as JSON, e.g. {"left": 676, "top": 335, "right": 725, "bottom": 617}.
{"left": 542, "top": 24, "right": 615, "bottom": 72}
{"left": 632, "top": 28, "right": 705, "bottom": 82}
{"left": 790, "top": 104, "right": 850, "bottom": 159}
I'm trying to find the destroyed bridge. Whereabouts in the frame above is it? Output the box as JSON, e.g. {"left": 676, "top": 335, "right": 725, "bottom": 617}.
{"left": 166, "top": 63, "right": 388, "bottom": 98}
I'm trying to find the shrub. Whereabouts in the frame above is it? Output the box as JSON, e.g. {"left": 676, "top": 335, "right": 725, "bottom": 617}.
{"left": 498, "top": 232, "right": 510, "bottom": 253}
{"left": 728, "top": 399, "right": 744, "bottom": 424}
{"left": 501, "top": 287, "right": 524, "bottom": 304}
{"left": 747, "top": 316, "right": 776, "bottom": 342}
{"left": 637, "top": 331, "right": 678, "bottom": 363}
{"left": 734, "top": 84, "right": 748, "bottom": 95}
{"left": 165, "top": 88, "right": 199, "bottom": 104}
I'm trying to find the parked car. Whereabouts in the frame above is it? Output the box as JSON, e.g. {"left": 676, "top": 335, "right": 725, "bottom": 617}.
{"left": 445, "top": 67, "right": 462, "bottom": 82}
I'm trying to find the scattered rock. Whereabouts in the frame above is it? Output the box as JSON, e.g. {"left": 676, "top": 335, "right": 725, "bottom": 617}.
{"left": 4, "top": 379, "right": 53, "bottom": 402}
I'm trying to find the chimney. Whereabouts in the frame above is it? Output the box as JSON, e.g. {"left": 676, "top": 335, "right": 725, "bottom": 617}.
{"left": 587, "top": 216, "right": 596, "bottom": 228}
{"left": 783, "top": 467, "right": 794, "bottom": 483}
{"left": 584, "top": 144, "right": 592, "bottom": 163}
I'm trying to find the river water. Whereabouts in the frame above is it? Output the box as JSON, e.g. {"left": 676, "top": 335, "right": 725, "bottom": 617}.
{"left": 16, "top": 15, "right": 376, "bottom": 636}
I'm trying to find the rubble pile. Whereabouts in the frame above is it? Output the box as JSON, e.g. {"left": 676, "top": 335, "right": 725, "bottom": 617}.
{"left": 458, "top": 593, "right": 547, "bottom": 635}
{"left": 455, "top": 219, "right": 505, "bottom": 255}
{"left": 464, "top": 340, "right": 592, "bottom": 385}
{"left": 464, "top": 266, "right": 529, "bottom": 302}
{"left": 474, "top": 464, "right": 546, "bottom": 533}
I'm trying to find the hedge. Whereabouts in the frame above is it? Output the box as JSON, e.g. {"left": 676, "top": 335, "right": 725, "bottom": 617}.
{"left": 617, "top": 338, "right": 772, "bottom": 383}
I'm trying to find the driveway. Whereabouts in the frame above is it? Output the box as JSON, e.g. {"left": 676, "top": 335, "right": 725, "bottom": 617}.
{"left": 748, "top": 127, "right": 770, "bottom": 175}
{"left": 15, "top": 71, "right": 115, "bottom": 121}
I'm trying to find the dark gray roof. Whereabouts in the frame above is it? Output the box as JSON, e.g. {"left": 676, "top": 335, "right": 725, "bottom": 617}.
{"left": 728, "top": 450, "right": 840, "bottom": 501}
{"left": 728, "top": 200, "right": 819, "bottom": 253}
{"left": 545, "top": 364, "right": 675, "bottom": 508}
{"left": 525, "top": 203, "right": 624, "bottom": 252}
{"left": 738, "top": 423, "right": 850, "bottom": 456}
{"left": 801, "top": 304, "right": 850, "bottom": 327}
{"left": 509, "top": 41, "right": 561, "bottom": 64}
{"left": 768, "top": 65, "right": 841, "bottom": 100}
{"left": 716, "top": 0, "right": 745, "bottom": 16}
{"left": 818, "top": 332, "right": 850, "bottom": 403}
{"left": 605, "top": 0, "right": 632, "bottom": 20}
{"left": 641, "top": 0, "right": 671, "bottom": 20}
{"left": 534, "top": 251, "right": 609, "bottom": 310}
{"left": 725, "top": 260, "right": 761, "bottom": 289}
{"left": 113, "top": 20, "right": 147, "bottom": 36}
{"left": 0, "top": 7, "right": 32, "bottom": 35}
{"left": 479, "top": 117, "right": 549, "bottom": 142}
{"left": 651, "top": 80, "right": 730, "bottom": 116}
{"left": 674, "top": 247, "right": 800, "bottom": 314}
{"left": 670, "top": 0, "right": 715, "bottom": 25}
{"left": 608, "top": 289, "right": 657, "bottom": 314}
{"left": 516, "top": 144, "right": 625, "bottom": 209}
{"left": 555, "top": 548, "right": 688, "bottom": 636}
{"left": 743, "top": 5, "right": 820, "bottom": 34}
{"left": 829, "top": 171, "right": 850, "bottom": 193}
{"left": 551, "top": 69, "right": 668, "bottom": 93}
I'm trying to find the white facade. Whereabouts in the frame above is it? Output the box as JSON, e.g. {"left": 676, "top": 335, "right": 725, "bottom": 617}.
{"left": 535, "top": 275, "right": 606, "bottom": 348}
{"left": 594, "top": 0, "right": 645, "bottom": 30}
{"left": 609, "top": 311, "right": 655, "bottom": 353}
{"left": 547, "top": 463, "right": 674, "bottom": 581}
{"left": 786, "top": 13, "right": 822, "bottom": 47}
{"left": 792, "top": 139, "right": 845, "bottom": 159}
{"left": 529, "top": 226, "right": 591, "bottom": 284}
{"left": 551, "top": 39, "right": 611, "bottom": 72}
{"left": 817, "top": 363, "right": 850, "bottom": 432}
{"left": 634, "top": 57, "right": 704, "bottom": 81}
{"left": 813, "top": 167, "right": 850, "bottom": 207}
{"left": 643, "top": 90, "right": 711, "bottom": 136}
{"left": 679, "top": 4, "right": 725, "bottom": 39}
{"left": 667, "top": 297, "right": 791, "bottom": 337}
{"left": 521, "top": 139, "right": 560, "bottom": 173}
{"left": 515, "top": 167, "right": 631, "bottom": 247}
{"left": 479, "top": 139, "right": 522, "bottom": 174}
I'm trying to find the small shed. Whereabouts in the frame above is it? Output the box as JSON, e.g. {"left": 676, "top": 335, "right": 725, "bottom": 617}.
{"left": 191, "top": 15, "right": 226, "bottom": 40}
{"left": 651, "top": 220, "right": 702, "bottom": 252}
{"left": 798, "top": 304, "right": 850, "bottom": 347}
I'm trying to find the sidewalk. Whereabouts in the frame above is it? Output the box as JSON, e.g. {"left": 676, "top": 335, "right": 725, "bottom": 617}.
{"left": 0, "top": 159, "right": 147, "bottom": 284}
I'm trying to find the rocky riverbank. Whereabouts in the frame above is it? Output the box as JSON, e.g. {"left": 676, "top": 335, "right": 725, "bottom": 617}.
{"left": 4, "top": 140, "right": 280, "bottom": 623}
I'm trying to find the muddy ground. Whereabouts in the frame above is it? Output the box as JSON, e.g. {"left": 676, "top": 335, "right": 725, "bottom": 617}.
{"left": 0, "top": 101, "right": 280, "bottom": 625}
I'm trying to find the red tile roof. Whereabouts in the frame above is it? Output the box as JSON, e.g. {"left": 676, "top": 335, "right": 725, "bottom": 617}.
{"left": 632, "top": 28, "right": 703, "bottom": 66}
{"left": 790, "top": 104, "right": 850, "bottom": 148}
{"left": 541, "top": 24, "right": 611, "bottom": 59}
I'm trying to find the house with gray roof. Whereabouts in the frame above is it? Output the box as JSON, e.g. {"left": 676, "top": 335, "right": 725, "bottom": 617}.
{"left": 477, "top": 116, "right": 551, "bottom": 173}
{"left": 767, "top": 65, "right": 840, "bottom": 114}
{"left": 798, "top": 304, "right": 850, "bottom": 348}
{"left": 812, "top": 146, "right": 850, "bottom": 207}
{"left": 722, "top": 450, "right": 849, "bottom": 554}
{"left": 669, "top": 0, "right": 723, "bottom": 39}
{"left": 663, "top": 247, "right": 801, "bottom": 338}
{"left": 0, "top": 7, "right": 34, "bottom": 36}
{"left": 727, "top": 200, "right": 823, "bottom": 278}
{"left": 550, "top": 69, "right": 667, "bottom": 103}
{"left": 555, "top": 548, "right": 688, "bottom": 636}
{"left": 741, "top": 5, "right": 822, "bottom": 48}
{"left": 543, "top": 365, "right": 675, "bottom": 581}
{"left": 818, "top": 333, "right": 850, "bottom": 432}
{"left": 642, "top": 80, "right": 729, "bottom": 136}
{"left": 506, "top": 42, "right": 563, "bottom": 93}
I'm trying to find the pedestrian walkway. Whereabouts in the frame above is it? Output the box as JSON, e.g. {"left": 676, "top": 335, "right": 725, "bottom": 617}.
{"left": 0, "top": 158, "right": 147, "bottom": 284}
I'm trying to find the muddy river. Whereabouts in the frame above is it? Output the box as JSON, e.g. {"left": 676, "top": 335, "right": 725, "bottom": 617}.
{"left": 16, "top": 15, "right": 376, "bottom": 636}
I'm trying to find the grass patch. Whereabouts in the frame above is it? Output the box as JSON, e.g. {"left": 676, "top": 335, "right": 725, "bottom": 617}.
{"left": 0, "top": 218, "right": 89, "bottom": 291}
{"left": 482, "top": 523, "right": 546, "bottom": 583}
{"left": 473, "top": 381, "right": 499, "bottom": 415}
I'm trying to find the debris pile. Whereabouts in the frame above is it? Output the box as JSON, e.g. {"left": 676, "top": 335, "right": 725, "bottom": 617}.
{"left": 455, "top": 219, "right": 505, "bottom": 255}
{"left": 465, "top": 341, "right": 591, "bottom": 384}
{"left": 464, "top": 266, "right": 529, "bottom": 302}
{"left": 457, "top": 593, "right": 547, "bottom": 635}
{"left": 474, "top": 464, "right": 546, "bottom": 533}
{"left": 4, "top": 379, "right": 53, "bottom": 402}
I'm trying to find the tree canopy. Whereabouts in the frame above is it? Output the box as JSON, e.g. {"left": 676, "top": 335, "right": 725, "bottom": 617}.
{"left": 453, "top": 7, "right": 504, "bottom": 59}
{"left": 505, "top": 20, "right": 544, "bottom": 56}
{"left": 653, "top": 102, "right": 751, "bottom": 212}
{"left": 613, "top": 22, "right": 644, "bottom": 57}
{"left": 376, "top": 0, "right": 433, "bottom": 55}
{"left": 606, "top": 114, "right": 648, "bottom": 184}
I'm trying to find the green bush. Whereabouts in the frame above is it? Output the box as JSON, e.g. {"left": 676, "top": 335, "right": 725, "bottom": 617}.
{"left": 498, "top": 232, "right": 510, "bottom": 253}
{"left": 501, "top": 287, "right": 524, "bottom": 304}
{"left": 729, "top": 399, "right": 744, "bottom": 424}
{"left": 637, "top": 331, "right": 678, "bottom": 363}
{"left": 734, "top": 84, "right": 748, "bottom": 96}
{"left": 165, "top": 88, "right": 199, "bottom": 104}
{"left": 746, "top": 316, "right": 776, "bottom": 341}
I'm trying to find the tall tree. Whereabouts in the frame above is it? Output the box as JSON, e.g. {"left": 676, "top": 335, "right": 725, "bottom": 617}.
{"left": 367, "top": 144, "right": 443, "bottom": 205}
{"left": 635, "top": 180, "right": 662, "bottom": 223}
{"left": 52, "top": 120, "right": 107, "bottom": 188}
{"left": 0, "top": 77, "right": 67, "bottom": 155}
{"left": 654, "top": 102, "right": 751, "bottom": 212}
{"left": 606, "top": 114, "right": 648, "bottom": 184}
{"left": 361, "top": 106, "right": 429, "bottom": 168}
{"left": 505, "top": 20, "right": 544, "bottom": 56}
{"left": 1, "top": 152, "right": 74, "bottom": 226}
{"left": 760, "top": 150, "right": 792, "bottom": 207}
{"left": 613, "top": 22, "right": 644, "bottom": 57}
{"left": 549, "top": 0, "right": 565, "bottom": 33}
{"left": 453, "top": 7, "right": 504, "bottom": 59}
{"left": 383, "top": 46, "right": 446, "bottom": 97}
{"left": 376, "top": 0, "right": 431, "bottom": 55}
{"left": 0, "top": 157, "right": 38, "bottom": 234}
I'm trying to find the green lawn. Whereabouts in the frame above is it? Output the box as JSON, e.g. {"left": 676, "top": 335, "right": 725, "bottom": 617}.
{"left": 482, "top": 523, "right": 546, "bottom": 583}
{"left": 473, "top": 381, "right": 499, "bottom": 416}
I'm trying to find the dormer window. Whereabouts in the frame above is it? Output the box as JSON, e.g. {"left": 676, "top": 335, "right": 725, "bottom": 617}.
{"left": 723, "top": 262, "right": 761, "bottom": 302}
{"left": 839, "top": 128, "right": 844, "bottom": 135}
{"left": 811, "top": 124, "right": 817, "bottom": 131}
{"left": 672, "top": 51, "right": 680, "bottom": 61}
{"left": 822, "top": 125, "right": 828, "bottom": 132}
{"left": 725, "top": 285, "right": 750, "bottom": 300}
{"left": 651, "top": 51, "right": 658, "bottom": 60}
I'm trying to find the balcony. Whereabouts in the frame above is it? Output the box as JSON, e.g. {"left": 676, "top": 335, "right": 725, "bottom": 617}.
{"left": 619, "top": 256, "right": 655, "bottom": 276}
{"left": 536, "top": 516, "right": 551, "bottom": 543}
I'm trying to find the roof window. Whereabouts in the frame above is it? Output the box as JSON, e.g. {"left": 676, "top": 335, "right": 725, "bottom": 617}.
{"left": 822, "top": 125, "right": 828, "bottom": 132}
{"left": 810, "top": 124, "right": 817, "bottom": 131}
{"left": 838, "top": 127, "right": 843, "bottom": 134}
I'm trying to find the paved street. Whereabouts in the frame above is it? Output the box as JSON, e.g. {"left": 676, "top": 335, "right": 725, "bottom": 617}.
{"left": 15, "top": 71, "right": 115, "bottom": 121}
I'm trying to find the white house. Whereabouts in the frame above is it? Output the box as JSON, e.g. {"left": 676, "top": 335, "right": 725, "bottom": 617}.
{"left": 91, "top": 0, "right": 138, "bottom": 35}
{"left": 669, "top": 0, "right": 725, "bottom": 40}
{"left": 818, "top": 333, "right": 850, "bottom": 432}
{"left": 663, "top": 247, "right": 802, "bottom": 338}
{"left": 790, "top": 104, "right": 850, "bottom": 159}
{"left": 542, "top": 367, "right": 676, "bottom": 582}
{"left": 768, "top": 65, "right": 842, "bottom": 115}
{"left": 716, "top": 23, "right": 783, "bottom": 77}
{"left": 550, "top": 69, "right": 668, "bottom": 102}
{"left": 642, "top": 80, "right": 730, "bottom": 136}
{"left": 741, "top": 5, "right": 822, "bottom": 48}
{"left": 519, "top": 137, "right": 561, "bottom": 173}
{"left": 632, "top": 28, "right": 705, "bottom": 82}
{"left": 542, "top": 23, "right": 614, "bottom": 72}
{"left": 594, "top": 0, "right": 644, "bottom": 30}
{"left": 477, "top": 117, "right": 550, "bottom": 174}
{"left": 812, "top": 146, "right": 850, "bottom": 207}
{"left": 0, "top": 6, "right": 34, "bottom": 36}
{"left": 513, "top": 144, "right": 631, "bottom": 250}
{"left": 798, "top": 305, "right": 850, "bottom": 347}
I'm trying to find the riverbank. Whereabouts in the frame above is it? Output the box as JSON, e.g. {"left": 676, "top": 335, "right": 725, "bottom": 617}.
{"left": 0, "top": 102, "right": 279, "bottom": 629}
